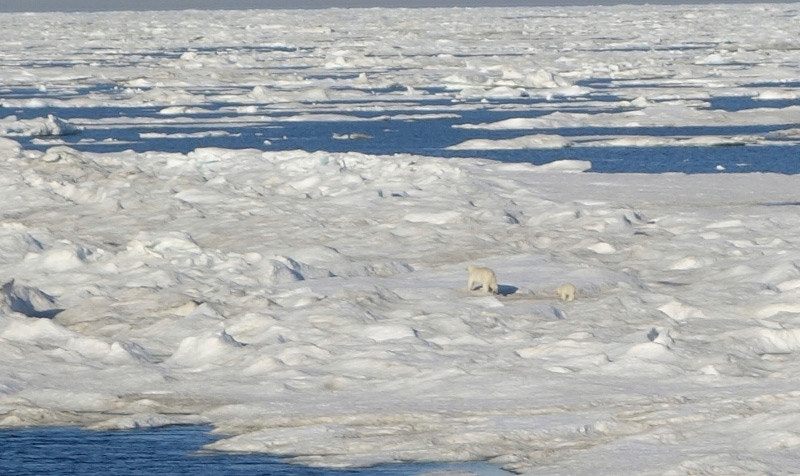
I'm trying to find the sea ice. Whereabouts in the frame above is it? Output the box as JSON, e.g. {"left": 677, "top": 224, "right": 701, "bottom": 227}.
{"left": 2, "top": 3, "right": 800, "bottom": 475}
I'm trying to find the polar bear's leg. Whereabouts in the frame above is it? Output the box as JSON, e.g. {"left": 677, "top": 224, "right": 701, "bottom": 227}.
{"left": 484, "top": 275, "right": 498, "bottom": 294}
{"left": 466, "top": 265, "right": 477, "bottom": 291}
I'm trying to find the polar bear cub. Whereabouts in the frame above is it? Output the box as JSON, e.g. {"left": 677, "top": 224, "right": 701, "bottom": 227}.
{"left": 556, "top": 283, "right": 577, "bottom": 302}
{"left": 467, "top": 265, "right": 498, "bottom": 294}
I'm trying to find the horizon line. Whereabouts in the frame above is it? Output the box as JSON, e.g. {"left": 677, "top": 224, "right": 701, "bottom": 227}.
{"left": 2, "top": 0, "right": 792, "bottom": 14}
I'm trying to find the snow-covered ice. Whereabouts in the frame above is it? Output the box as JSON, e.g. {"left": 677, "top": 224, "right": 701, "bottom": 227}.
{"left": 2, "top": 3, "right": 800, "bottom": 475}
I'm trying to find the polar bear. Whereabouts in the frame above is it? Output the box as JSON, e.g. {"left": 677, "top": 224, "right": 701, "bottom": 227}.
{"left": 467, "top": 265, "right": 498, "bottom": 294}
{"left": 556, "top": 283, "right": 577, "bottom": 302}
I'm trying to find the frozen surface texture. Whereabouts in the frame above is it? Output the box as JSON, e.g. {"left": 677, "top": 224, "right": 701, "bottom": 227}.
{"left": 1, "top": 4, "right": 800, "bottom": 475}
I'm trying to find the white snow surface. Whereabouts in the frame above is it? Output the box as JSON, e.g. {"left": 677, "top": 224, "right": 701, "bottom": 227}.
{"left": 2, "top": 4, "right": 800, "bottom": 475}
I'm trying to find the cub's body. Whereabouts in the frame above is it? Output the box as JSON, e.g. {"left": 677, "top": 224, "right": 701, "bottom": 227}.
{"left": 556, "top": 283, "right": 577, "bottom": 302}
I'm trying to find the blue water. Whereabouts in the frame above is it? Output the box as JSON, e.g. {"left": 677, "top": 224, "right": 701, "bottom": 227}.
{"left": 5, "top": 88, "right": 800, "bottom": 174}
{"left": 1, "top": 57, "right": 797, "bottom": 476}
{"left": 0, "top": 425, "right": 505, "bottom": 476}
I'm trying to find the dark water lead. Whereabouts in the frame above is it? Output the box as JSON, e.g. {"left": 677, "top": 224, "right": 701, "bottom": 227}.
{"left": 0, "top": 425, "right": 508, "bottom": 476}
